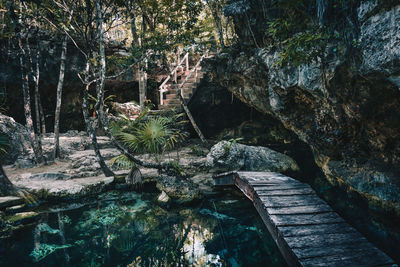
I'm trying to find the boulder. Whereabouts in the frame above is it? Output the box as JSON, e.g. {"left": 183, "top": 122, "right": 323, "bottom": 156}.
{"left": 206, "top": 141, "right": 299, "bottom": 173}
{"left": 0, "top": 114, "right": 31, "bottom": 164}
{"left": 112, "top": 102, "right": 141, "bottom": 120}
{"left": 156, "top": 175, "right": 202, "bottom": 204}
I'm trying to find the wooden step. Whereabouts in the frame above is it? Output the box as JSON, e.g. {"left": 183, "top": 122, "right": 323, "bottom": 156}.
{"left": 163, "top": 99, "right": 180, "bottom": 105}
{"left": 166, "top": 93, "right": 178, "bottom": 99}
{"left": 159, "top": 104, "right": 181, "bottom": 110}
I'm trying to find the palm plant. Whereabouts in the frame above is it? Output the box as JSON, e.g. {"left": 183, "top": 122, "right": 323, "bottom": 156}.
{"left": 110, "top": 109, "right": 188, "bottom": 186}
{"left": 88, "top": 90, "right": 116, "bottom": 117}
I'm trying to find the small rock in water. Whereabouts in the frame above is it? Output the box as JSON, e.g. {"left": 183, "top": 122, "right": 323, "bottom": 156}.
{"left": 157, "top": 191, "right": 170, "bottom": 203}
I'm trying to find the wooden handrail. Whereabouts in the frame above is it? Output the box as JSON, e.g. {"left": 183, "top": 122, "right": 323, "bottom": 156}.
{"left": 178, "top": 54, "right": 206, "bottom": 95}
{"left": 159, "top": 52, "right": 189, "bottom": 105}
{"left": 159, "top": 50, "right": 208, "bottom": 105}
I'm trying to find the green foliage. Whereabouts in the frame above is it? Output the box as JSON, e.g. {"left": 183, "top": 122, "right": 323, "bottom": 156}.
{"left": 88, "top": 90, "right": 116, "bottom": 115}
{"left": 110, "top": 154, "right": 136, "bottom": 170}
{"left": 257, "top": 0, "right": 364, "bottom": 65}
{"left": 111, "top": 110, "right": 188, "bottom": 163}
{"left": 168, "top": 160, "right": 185, "bottom": 176}
{"left": 277, "top": 29, "right": 331, "bottom": 66}
{"left": 222, "top": 137, "right": 243, "bottom": 156}
{"left": 188, "top": 144, "right": 206, "bottom": 157}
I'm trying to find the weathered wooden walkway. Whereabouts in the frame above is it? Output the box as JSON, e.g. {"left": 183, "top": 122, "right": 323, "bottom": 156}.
{"left": 214, "top": 171, "right": 397, "bottom": 267}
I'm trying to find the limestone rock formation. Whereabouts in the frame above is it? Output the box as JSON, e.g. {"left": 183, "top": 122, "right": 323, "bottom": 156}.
{"left": 206, "top": 141, "right": 299, "bottom": 173}
{"left": 205, "top": 1, "right": 400, "bottom": 205}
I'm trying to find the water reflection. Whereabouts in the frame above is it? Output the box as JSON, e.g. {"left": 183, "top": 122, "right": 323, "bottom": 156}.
{"left": 0, "top": 190, "right": 287, "bottom": 266}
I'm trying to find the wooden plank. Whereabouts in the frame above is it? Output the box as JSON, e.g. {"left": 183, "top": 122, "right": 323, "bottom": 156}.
{"left": 269, "top": 212, "right": 345, "bottom": 226}
{"left": 248, "top": 178, "right": 299, "bottom": 185}
{"left": 285, "top": 232, "right": 365, "bottom": 249}
{"left": 252, "top": 184, "right": 310, "bottom": 191}
{"left": 256, "top": 187, "right": 315, "bottom": 196}
{"left": 260, "top": 194, "right": 327, "bottom": 207}
{"left": 299, "top": 247, "right": 395, "bottom": 267}
{"left": 293, "top": 241, "right": 386, "bottom": 260}
{"left": 213, "top": 176, "right": 234, "bottom": 186}
{"left": 266, "top": 204, "right": 332, "bottom": 215}
{"left": 278, "top": 222, "right": 357, "bottom": 237}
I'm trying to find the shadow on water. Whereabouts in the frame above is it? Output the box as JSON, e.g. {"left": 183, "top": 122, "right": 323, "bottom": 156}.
{"left": 0, "top": 189, "right": 287, "bottom": 267}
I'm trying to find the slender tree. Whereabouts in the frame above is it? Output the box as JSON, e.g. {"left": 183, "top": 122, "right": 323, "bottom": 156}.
{"left": 93, "top": 0, "right": 115, "bottom": 176}
{"left": 25, "top": 24, "right": 44, "bottom": 160}
{"left": 53, "top": 34, "right": 68, "bottom": 159}
{"left": 7, "top": 0, "right": 44, "bottom": 164}
{"left": 38, "top": 92, "right": 46, "bottom": 134}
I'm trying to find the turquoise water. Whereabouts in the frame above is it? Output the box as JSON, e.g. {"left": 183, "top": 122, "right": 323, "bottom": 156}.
{"left": 0, "top": 189, "right": 287, "bottom": 266}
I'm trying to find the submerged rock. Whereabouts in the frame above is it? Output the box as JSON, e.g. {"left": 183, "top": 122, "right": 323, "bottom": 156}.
{"left": 206, "top": 141, "right": 299, "bottom": 173}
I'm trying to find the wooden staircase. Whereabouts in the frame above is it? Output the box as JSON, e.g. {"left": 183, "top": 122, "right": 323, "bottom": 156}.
{"left": 159, "top": 52, "right": 207, "bottom": 110}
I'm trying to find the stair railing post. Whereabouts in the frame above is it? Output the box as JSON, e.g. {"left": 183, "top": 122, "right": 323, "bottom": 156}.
{"left": 174, "top": 69, "right": 177, "bottom": 83}
{"left": 185, "top": 53, "right": 189, "bottom": 75}
{"left": 160, "top": 85, "right": 164, "bottom": 106}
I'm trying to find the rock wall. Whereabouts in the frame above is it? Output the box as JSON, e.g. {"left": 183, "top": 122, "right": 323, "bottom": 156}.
{"left": 206, "top": 0, "right": 400, "bottom": 258}
{"left": 209, "top": 0, "right": 400, "bottom": 205}
{"left": 0, "top": 35, "right": 154, "bottom": 131}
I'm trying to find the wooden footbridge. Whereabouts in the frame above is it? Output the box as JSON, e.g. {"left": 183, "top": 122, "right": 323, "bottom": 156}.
{"left": 213, "top": 171, "right": 397, "bottom": 267}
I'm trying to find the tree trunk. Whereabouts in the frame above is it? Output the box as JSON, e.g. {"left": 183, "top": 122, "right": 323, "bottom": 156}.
{"left": 138, "top": 68, "right": 147, "bottom": 110}
{"left": 19, "top": 47, "right": 42, "bottom": 164}
{"left": 54, "top": 34, "right": 68, "bottom": 159}
{"left": 33, "top": 44, "right": 41, "bottom": 136}
{"left": 92, "top": 0, "right": 114, "bottom": 177}
{"left": 17, "top": 37, "right": 43, "bottom": 164}
{"left": 31, "top": 34, "right": 44, "bottom": 159}
{"left": 0, "top": 164, "right": 14, "bottom": 195}
{"left": 38, "top": 92, "right": 46, "bottom": 134}
{"left": 82, "top": 65, "right": 114, "bottom": 177}
{"left": 130, "top": 13, "right": 139, "bottom": 47}
{"left": 7, "top": 0, "right": 44, "bottom": 164}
